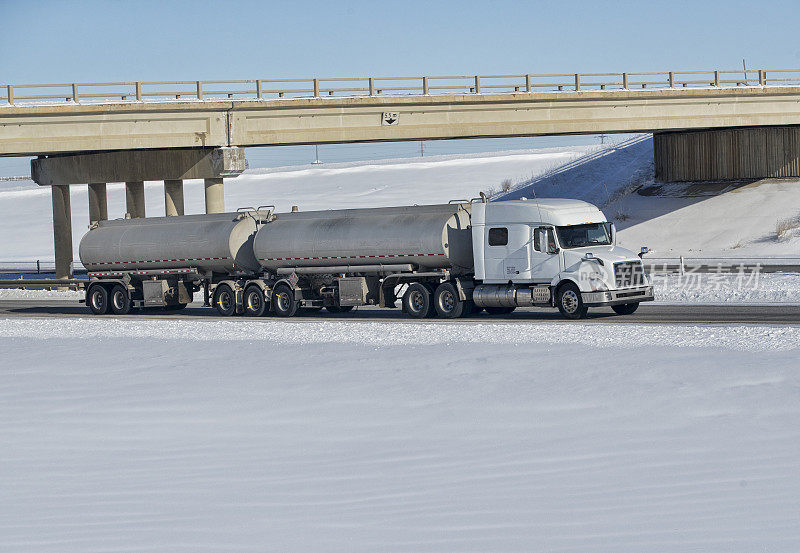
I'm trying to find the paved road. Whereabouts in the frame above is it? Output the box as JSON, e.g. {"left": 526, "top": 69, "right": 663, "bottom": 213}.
{"left": 1, "top": 299, "right": 799, "bottom": 324}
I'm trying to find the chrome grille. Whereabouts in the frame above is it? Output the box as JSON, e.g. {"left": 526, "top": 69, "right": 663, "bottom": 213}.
{"left": 614, "top": 261, "right": 645, "bottom": 288}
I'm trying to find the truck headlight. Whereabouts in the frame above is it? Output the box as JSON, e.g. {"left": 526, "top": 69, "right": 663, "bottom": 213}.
{"left": 588, "top": 272, "right": 607, "bottom": 291}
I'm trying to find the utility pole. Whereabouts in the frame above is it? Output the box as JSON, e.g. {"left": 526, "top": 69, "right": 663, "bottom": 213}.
{"left": 312, "top": 144, "right": 322, "bottom": 164}
{"left": 420, "top": 141, "right": 424, "bottom": 157}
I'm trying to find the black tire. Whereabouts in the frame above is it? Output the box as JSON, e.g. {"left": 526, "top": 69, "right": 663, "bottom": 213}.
{"left": 272, "top": 283, "right": 298, "bottom": 317}
{"left": 213, "top": 283, "right": 237, "bottom": 317}
{"left": 484, "top": 306, "right": 515, "bottom": 315}
{"left": 612, "top": 302, "right": 640, "bottom": 315}
{"left": 403, "top": 282, "right": 434, "bottom": 319}
{"left": 326, "top": 305, "right": 354, "bottom": 314}
{"left": 87, "top": 284, "right": 109, "bottom": 315}
{"left": 244, "top": 285, "right": 268, "bottom": 317}
{"left": 109, "top": 284, "right": 132, "bottom": 315}
{"left": 434, "top": 282, "right": 465, "bottom": 318}
{"left": 557, "top": 282, "right": 588, "bottom": 319}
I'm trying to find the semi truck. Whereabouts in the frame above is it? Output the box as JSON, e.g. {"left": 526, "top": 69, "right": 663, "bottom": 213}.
{"left": 78, "top": 197, "right": 654, "bottom": 319}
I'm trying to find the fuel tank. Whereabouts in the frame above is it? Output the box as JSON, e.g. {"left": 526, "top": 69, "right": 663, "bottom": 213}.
{"left": 253, "top": 204, "right": 473, "bottom": 272}
{"left": 79, "top": 212, "right": 261, "bottom": 274}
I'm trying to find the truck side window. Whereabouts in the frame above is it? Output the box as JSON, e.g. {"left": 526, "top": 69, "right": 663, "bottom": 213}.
{"left": 534, "top": 227, "right": 557, "bottom": 253}
{"left": 488, "top": 227, "right": 508, "bottom": 246}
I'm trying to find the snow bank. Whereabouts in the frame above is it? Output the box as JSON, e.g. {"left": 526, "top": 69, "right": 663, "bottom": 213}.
{"left": 3, "top": 316, "right": 799, "bottom": 352}
{"left": 652, "top": 272, "right": 800, "bottom": 304}
{"left": 0, "top": 288, "right": 82, "bottom": 300}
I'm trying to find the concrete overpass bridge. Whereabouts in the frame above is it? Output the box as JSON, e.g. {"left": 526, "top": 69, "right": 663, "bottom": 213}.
{"left": 2, "top": 67, "right": 800, "bottom": 278}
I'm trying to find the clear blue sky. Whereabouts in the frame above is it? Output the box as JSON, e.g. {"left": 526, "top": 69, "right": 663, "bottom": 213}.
{"left": 2, "top": 0, "right": 799, "bottom": 83}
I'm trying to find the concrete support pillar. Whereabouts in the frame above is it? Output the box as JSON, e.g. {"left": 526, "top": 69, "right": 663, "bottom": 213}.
{"left": 204, "top": 178, "right": 225, "bottom": 213}
{"left": 125, "top": 181, "right": 146, "bottom": 218}
{"left": 164, "top": 179, "right": 184, "bottom": 216}
{"left": 51, "top": 185, "right": 73, "bottom": 280}
{"left": 87, "top": 182, "right": 108, "bottom": 223}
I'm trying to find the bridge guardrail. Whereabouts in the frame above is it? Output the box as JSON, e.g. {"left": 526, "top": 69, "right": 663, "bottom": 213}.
{"left": 3, "top": 69, "right": 800, "bottom": 106}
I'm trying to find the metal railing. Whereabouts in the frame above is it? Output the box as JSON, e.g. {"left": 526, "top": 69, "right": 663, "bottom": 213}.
{"left": 2, "top": 68, "right": 800, "bottom": 106}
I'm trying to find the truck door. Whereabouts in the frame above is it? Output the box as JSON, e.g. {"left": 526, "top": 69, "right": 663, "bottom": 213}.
{"left": 484, "top": 224, "right": 532, "bottom": 282}
{"left": 530, "top": 226, "right": 562, "bottom": 282}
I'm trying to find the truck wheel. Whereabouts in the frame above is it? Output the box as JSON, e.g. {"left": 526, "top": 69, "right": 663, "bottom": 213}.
{"left": 434, "top": 282, "right": 464, "bottom": 318}
{"left": 244, "top": 285, "right": 268, "bottom": 317}
{"left": 484, "top": 306, "right": 515, "bottom": 315}
{"left": 557, "top": 282, "right": 588, "bottom": 319}
{"left": 612, "top": 302, "right": 640, "bottom": 315}
{"left": 213, "top": 283, "right": 237, "bottom": 317}
{"left": 326, "top": 305, "right": 354, "bottom": 314}
{"left": 109, "top": 284, "right": 132, "bottom": 315}
{"left": 272, "top": 283, "right": 298, "bottom": 317}
{"left": 403, "top": 282, "right": 434, "bottom": 319}
{"left": 87, "top": 285, "right": 109, "bottom": 315}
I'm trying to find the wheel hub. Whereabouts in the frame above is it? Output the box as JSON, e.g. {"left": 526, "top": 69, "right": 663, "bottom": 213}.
{"left": 562, "top": 290, "right": 579, "bottom": 313}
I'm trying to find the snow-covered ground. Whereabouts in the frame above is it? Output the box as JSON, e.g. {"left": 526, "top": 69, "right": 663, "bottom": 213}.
{"left": 1, "top": 318, "right": 799, "bottom": 552}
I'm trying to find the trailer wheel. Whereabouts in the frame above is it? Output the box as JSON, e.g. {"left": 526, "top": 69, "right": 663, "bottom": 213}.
{"left": 87, "top": 285, "right": 109, "bottom": 315}
{"left": 272, "top": 283, "right": 298, "bottom": 317}
{"left": 612, "top": 302, "right": 640, "bottom": 315}
{"left": 244, "top": 285, "right": 268, "bottom": 317}
{"left": 326, "top": 305, "right": 354, "bottom": 314}
{"left": 213, "top": 283, "right": 237, "bottom": 317}
{"left": 434, "top": 282, "right": 464, "bottom": 318}
{"left": 109, "top": 284, "right": 132, "bottom": 315}
{"left": 557, "top": 282, "right": 588, "bottom": 319}
{"left": 484, "top": 306, "right": 515, "bottom": 315}
{"left": 403, "top": 282, "right": 434, "bottom": 319}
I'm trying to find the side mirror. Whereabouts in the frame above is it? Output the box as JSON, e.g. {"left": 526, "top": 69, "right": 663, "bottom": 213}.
{"left": 638, "top": 246, "right": 649, "bottom": 259}
{"left": 609, "top": 222, "right": 617, "bottom": 245}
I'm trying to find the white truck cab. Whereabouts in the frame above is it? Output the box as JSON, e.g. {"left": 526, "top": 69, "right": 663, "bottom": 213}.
{"left": 470, "top": 199, "right": 654, "bottom": 318}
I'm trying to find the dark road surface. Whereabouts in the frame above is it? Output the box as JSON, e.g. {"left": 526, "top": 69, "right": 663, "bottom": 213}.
{"left": 1, "top": 299, "right": 799, "bottom": 324}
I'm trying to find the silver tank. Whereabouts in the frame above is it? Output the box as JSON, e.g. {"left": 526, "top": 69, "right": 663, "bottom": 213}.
{"left": 254, "top": 204, "right": 473, "bottom": 272}
{"left": 79, "top": 212, "right": 261, "bottom": 274}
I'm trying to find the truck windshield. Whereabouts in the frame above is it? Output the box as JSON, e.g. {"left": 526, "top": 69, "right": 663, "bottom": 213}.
{"left": 555, "top": 223, "right": 611, "bottom": 249}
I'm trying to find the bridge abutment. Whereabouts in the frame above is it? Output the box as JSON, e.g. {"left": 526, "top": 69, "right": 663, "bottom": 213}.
{"left": 654, "top": 126, "right": 800, "bottom": 182}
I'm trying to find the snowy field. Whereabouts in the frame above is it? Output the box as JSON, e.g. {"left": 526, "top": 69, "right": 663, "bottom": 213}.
{"left": 1, "top": 318, "right": 799, "bottom": 552}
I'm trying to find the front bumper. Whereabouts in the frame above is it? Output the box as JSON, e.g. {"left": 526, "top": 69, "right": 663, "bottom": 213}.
{"left": 582, "top": 286, "right": 654, "bottom": 307}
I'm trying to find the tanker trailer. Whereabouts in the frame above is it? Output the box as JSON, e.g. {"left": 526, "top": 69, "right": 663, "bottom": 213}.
{"left": 79, "top": 211, "right": 267, "bottom": 315}
{"left": 242, "top": 203, "right": 475, "bottom": 317}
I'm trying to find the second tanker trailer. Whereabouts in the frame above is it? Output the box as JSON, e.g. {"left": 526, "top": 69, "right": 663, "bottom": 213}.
{"left": 79, "top": 198, "right": 654, "bottom": 319}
